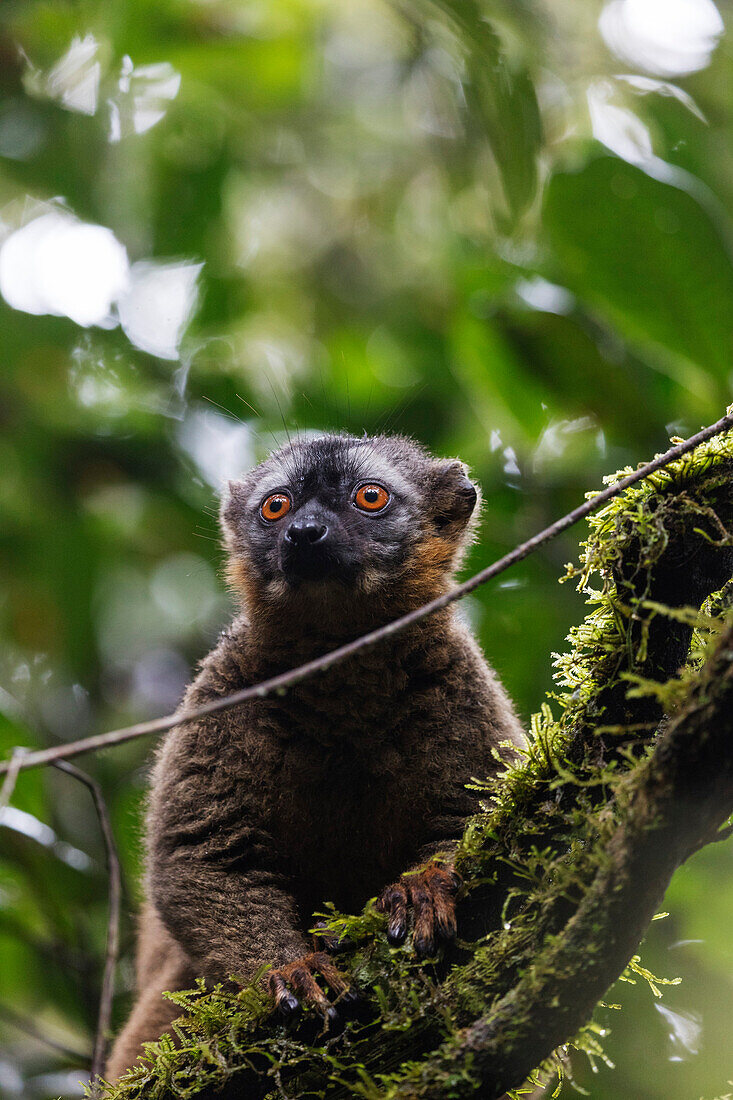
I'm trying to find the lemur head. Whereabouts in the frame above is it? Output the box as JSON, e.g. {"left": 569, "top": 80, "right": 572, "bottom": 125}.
{"left": 221, "top": 434, "right": 479, "bottom": 628}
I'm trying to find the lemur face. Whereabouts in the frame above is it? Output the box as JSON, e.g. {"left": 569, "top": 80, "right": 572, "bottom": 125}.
{"left": 222, "top": 434, "right": 478, "bottom": 608}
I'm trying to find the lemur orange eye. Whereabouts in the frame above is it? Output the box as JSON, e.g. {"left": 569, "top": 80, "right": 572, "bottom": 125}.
{"left": 354, "top": 484, "right": 390, "bottom": 512}
{"left": 260, "top": 493, "right": 292, "bottom": 522}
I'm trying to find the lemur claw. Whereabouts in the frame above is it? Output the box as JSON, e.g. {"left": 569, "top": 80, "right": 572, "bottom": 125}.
{"left": 376, "top": 861, "right": 461, "bottom": 958}
{"left": 268, "top": 951, "right": 354, "bottom": 1025}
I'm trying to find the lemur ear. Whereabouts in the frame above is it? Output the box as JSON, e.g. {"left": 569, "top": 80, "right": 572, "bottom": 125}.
{"left": 221, "top": 479, "right": 247, "bottom": 534}
{"left": 431, "top": 461, "right": 478, "bottom": 532}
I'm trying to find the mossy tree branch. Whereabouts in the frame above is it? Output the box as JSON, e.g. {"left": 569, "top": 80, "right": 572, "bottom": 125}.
{"left": 389, "top": 616, "right": 733, "bottom": 1098}
{"left": 456, "top": 458, "right": 733, "bottom": 948}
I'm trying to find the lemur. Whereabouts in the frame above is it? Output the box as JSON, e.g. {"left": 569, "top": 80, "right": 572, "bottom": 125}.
{"left": 107, "top": 433, "right": 525, "bottom": 1080}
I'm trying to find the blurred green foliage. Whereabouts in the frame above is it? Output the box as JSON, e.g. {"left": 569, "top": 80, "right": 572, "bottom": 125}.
{"left": 0, "top": 0, "right": 731, "bottom": 1097}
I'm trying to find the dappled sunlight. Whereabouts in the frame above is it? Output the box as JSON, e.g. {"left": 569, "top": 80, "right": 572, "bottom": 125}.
{"left": 0, "top": 806, "right": 91, "bottom": 871}
{"left": 117, "top": 260, "right": 202, "bottom": 361}
{"left": 26, "top": 1071, "right": 90, "bottom": 1099}
{"left": 95, "top": 552, "right": 228, "bottom": 714}
{"left": 0, "top": 1061, "right": 24, "bottom": 1096}
{"left": 0, "top": 206, "right": 201, "bottom": 359}
{"left": 23, "top": 32, "right": 181, "bottom": 140}
{"left": 176, "top": 405, "right": 255, "bottom": 487}
{"left": 0, "top": 209, "right": 128, "bottom": 326}
{"left": 615, "top": 74, "right": 707, "bottom": 121}
{"left": 600, "top": 0, "right": 724, "bottom": 76}
{"left": 38, "top": 34, "right": 101, "bottom": 116}
{"left": 109, "top": 58, "right": 181, "bottom": 142}
{"left": 514, "top": 276, "right": 575, "bottom": 316}
{"left": 532, "top": 416, "right": 607, "bottom": 475}
{"left": 654, "top": 1003, "right": 702, "bottom": 1061}
{"left": 588, "top": 79, "right": 655, "bottom": 163}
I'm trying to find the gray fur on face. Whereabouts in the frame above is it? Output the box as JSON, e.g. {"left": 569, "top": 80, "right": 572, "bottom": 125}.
{"left": 221, "top": 433, "right": 479, "bottom": 595}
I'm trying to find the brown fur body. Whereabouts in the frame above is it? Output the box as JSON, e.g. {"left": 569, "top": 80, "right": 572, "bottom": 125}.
{"left": 107, "top": 434, "right": 524, "bottom": 1080}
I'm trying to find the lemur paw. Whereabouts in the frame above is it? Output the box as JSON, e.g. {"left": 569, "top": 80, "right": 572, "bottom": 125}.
{"left": 376, "top": 861, "right": 461, "bottom": 958}
{"left": 268, "top": 951, "right": 357, "bottom": 1025}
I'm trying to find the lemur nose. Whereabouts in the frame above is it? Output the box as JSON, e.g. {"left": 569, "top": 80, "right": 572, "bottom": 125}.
{"left": 285, "top": 520, "right": 328, "bottom": 547}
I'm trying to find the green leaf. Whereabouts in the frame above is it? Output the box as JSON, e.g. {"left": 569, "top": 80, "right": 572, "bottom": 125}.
{"left": 432, "top": 0, "right": 542, "bottom": 223}
{"left": 543, "top": 155, "right": 733, "bottom": 397}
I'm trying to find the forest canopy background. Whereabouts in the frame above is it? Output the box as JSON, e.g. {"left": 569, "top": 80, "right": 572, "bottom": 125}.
{"left": 0, "top": 0, "right": 732, "bottom": 1098}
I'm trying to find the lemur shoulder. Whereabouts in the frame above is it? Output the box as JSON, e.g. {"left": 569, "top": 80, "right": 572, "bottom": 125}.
{"left": 107, "top": 433, "right": 525, "bottom": 1079}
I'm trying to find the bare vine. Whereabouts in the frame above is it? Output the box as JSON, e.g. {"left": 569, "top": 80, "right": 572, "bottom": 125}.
{"left": 51, "top": 761, "right": 122, "bottom": 1092}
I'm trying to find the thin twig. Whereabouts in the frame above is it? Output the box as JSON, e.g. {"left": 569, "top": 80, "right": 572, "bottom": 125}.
{"left": 0, "top": 1001, "right": 91, "bottom": 1063}
{"left": 1, "top": 411, "right": 732, "bottom": 779}
{"left": 0, "top": 747, "right": 28, "bottom": 810}
{"left": 51, "top": 761, "right": 121, "bottom": 1092}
